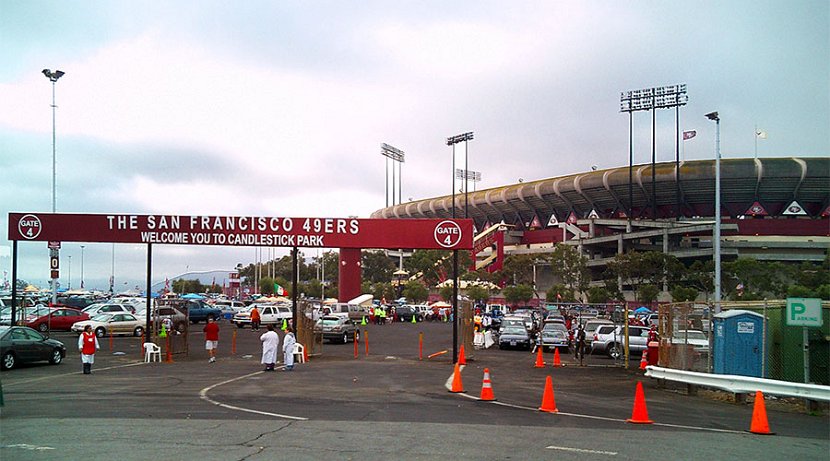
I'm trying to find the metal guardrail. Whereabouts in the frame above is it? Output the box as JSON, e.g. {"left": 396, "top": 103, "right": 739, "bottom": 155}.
{"left": 645, "top": 366, "right": 830, "bottom": 402}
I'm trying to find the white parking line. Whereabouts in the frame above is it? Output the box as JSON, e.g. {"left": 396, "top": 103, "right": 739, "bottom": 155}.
{"left": 2, "top": 361, "right": 146, "bottom": 387}
{"left": 199, "top": 369, "right": 308, "bottom": 421}
{"left": 546, "top": 446, "right": 618, "bottom": 455}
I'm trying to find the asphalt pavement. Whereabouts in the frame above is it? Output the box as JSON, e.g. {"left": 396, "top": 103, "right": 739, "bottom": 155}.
{"left": 1, "top": 318, "right": 827, "bottom": 460}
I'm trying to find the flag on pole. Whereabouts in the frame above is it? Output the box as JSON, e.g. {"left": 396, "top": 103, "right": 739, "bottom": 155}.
{"left": 274, "top": 283, "right": 288, "bottom": 296}
{"left": 755, "top": 130, "right": 767, "bottom": 139}
{"left": 682, "top": 130, "right": 696, "bottom": 140}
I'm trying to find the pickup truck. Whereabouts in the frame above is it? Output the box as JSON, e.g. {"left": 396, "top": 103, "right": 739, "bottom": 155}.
{"left": 183, "top": 300, "right": 223, "bottom": 324}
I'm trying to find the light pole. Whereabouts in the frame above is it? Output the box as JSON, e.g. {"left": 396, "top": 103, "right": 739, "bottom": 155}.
{"left": 67, "top": 255, "right": 72, "bottom": 290}
{"left": 43, "top": 68, "right": 64, "bottom": 305}
{"left": 706, "top": 111, "right": 721, "bottom": 314}
{"left": 455, "top": 168, "right": 482, "bottom": 212}
{"left": 80, "top": 245, "right": 85, "bottom": 289}
{"left": 446, "top": 131, "right": 473, "bottom": 365}
{"left": 620, "top": 84, "right": 687, "bottom": 219}
{"left": 381, "top": 143, "right": 405, "bottom": 207}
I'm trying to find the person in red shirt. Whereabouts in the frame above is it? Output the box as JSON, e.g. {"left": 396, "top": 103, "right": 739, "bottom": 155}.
{"left": 78, "top": 325, "right": 99, "bottom": 374}
{"left": 203, "top": 317, "right": 220, "bottom": 363}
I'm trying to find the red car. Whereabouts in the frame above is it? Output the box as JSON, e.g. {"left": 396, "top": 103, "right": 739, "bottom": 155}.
{"left": 26, "top": 308, "right": 90, "bottom": 332}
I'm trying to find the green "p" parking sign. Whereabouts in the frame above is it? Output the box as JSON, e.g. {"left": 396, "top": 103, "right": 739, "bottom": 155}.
{"left": 786, "top": 298, "right": 823, "bottom": 327}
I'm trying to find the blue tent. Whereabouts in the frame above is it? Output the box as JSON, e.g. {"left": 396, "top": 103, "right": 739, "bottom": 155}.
{"left": 633, "top": 306, "right": 652, "bottom": 314}
{"left": 182, "top": 293, "right": 204, "bottom": 300}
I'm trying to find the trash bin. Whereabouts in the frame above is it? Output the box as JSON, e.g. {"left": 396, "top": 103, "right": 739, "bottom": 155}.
{"left": 647, "top": 341, "right": 659, "bottom": 366}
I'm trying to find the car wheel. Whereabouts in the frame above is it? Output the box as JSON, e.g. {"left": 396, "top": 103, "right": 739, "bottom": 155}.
{"left": 2, "top": 352, "right": 15, "bottom": 370}
{"left": 49, "top": 348, "right": 63, "bottom": 365}
{"left": 95, "top": 327, "right": 106, "bottom": 338}
{"left": 608, "top": 343, "right": 621, "bottom": 359}
{"left": 236, "top": 323, "right": 244, "bottom": 329}
{"left": 342, "top": 332, "right": 349, "bottom": 344}
{"left": 134, "top": 326, "right": 144, "bottom": 337}
{"left": 38, "top": 323, "right": 49, "bottom": 332}
{"left": 175, "top": 322, "right": 186, "bottom": 333}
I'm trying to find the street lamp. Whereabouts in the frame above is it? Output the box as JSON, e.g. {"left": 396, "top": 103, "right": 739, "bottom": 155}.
{"left": 43, "top": 68, "right": 64, "bottom": 305}
{"left": 446, "top": 131, "right": 473, "bottom": 365}
{"left": 706, "top": 111, "right": 721, "bottom": 313}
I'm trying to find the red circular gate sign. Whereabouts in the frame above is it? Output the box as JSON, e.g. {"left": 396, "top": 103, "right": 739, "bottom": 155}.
{"left": 434, "top": 220, "right": 463, "bottom": 248}
{"left": 18, "top": 214, "right": 42, "bottom": 240}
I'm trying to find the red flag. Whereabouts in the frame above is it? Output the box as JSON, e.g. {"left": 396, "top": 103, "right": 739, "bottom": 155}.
{"left": 683, "top": 130, "right": 696, "bottom": 140}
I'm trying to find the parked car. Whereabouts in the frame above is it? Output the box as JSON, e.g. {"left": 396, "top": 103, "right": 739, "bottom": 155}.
{"left": 82, "top": 303, "right": 135, "bottom": 316}
{"left": 71, "top": 313, "right": 145, "bottom": 338}
{"left": 671, "top": 330, "right": 710, "bottom": 354}
{"left": 591, "top": 325, "right": 650, "bottom": 358}
{"left": 233, "top": 304, "right": 293, "bottom": 328}
{"left": 498, "top": 325, "right": 532, "bottom": 350}
{"left": 26, "top": 308, "right": 90, "bottom": 332}
{"left": 581, "top": 319, "right": 615, "bottom": 346}
{"left": 540, "top": 322, "right": 570, "bottom": 351}
{"left": 1, "top": 325, "right": 67, "bottom": 370}
{"left": 0, "top": 306, "right": 52, "bottom": 326}
{"left": 395, "top": 306, "right": 422, "bottom": 322}
{"left": 183, "top": 300, "right": 223, "bottom": 324}
{"left": 316, "top": 315, "right": 360, "bottom": 343}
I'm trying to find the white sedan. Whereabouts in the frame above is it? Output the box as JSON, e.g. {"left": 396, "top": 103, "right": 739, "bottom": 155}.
{"left": 71, "top": 313, "right": 145, "bottom": 338}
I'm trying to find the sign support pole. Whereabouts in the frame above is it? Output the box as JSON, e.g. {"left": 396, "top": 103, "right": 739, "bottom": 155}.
{"left": 291, "top": 247, "right": 299, "bottom": 328}
{"left": 145, "top": 243, "right": 153, "bottom": 339}
{"left": 11, "top": 240, "right": 18, "bottom": 325}
{"left": 803, "top": 326, "right": 810, "bottom": 384}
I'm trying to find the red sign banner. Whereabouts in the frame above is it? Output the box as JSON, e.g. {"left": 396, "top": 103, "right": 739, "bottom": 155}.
{"left": 8, "top": 213, "right": 474, "bottom": 250}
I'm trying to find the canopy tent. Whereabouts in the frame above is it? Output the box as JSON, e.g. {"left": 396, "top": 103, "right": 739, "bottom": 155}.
{"left": 430, "top": 301, "right": 451, "bottom": 308}
{"left": 435, "top": 279, "right": 500, "bottom": 290}
{"left": 634, "top": 306, "right": 652, "bottom": 314}
{"left": 182, "top": 293, "right": 204, "bottom": 300}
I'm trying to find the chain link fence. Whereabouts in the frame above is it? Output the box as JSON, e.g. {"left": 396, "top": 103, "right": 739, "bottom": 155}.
{"left": 656, "top": 300, "right": 829, "bottom": 385}
{"left": 295, "top": 299, "right": 323, "bottom": 358}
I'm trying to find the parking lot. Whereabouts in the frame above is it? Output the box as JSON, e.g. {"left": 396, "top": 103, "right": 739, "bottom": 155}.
{"left": 2, "top": 318, "right": 828, "bottom": 460}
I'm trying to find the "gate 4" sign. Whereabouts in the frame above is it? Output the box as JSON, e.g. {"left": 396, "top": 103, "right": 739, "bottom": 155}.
{"left": 786, "top": 298, "right": 823, "bottom": 327}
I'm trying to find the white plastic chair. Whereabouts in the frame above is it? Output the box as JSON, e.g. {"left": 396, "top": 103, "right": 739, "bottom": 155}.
{"left": 144, "top": 342, "right": 161, "bottom": 362}
{"left": 293, "top": 343, "right": 306, "bottom": 364}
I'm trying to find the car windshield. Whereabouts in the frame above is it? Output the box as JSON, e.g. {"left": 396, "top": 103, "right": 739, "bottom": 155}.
{"left": 543, "top": 324, "right": 566, "bottom": 332}
{"left": 674, "top": 331, "right": 707, "bottom": 341}
{"left": 502, "top": 327, "right": 526, "bottom": 335}
{"left": 91, "top": 314, "right": 112, "bottom": 322}
{"left": 321, "top": 317, "right": 342, "bottom": 325}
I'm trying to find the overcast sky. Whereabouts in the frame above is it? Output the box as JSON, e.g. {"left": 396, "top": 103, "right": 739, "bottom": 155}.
{"left": 1, "top": 1, "right": 827, "bottom": 292}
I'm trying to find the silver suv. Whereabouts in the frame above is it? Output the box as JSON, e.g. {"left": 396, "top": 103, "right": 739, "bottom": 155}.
{"left": 591, "top": 324, "right": 650, "bottom": 358}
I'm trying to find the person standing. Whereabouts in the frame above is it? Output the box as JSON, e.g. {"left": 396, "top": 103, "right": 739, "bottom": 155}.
{"left": 575, "top": 324, "right": 587, "bottom": 366}
{"left": 78, "top": 325, "right": 99, "bottom": 375}
{"left": 282, "top": 326, "right": 296, "bottom": 371}
{"left": 250, "top": 306, "right": 261, "bottom": 331}
{"left": 260, "top": 324, "right": 279, "bottom": 371}
{"left": 203, "top": 316, "right": 220, "bottom": 363}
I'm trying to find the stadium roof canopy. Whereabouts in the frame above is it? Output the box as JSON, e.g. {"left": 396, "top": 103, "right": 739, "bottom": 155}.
{"left": 371, "top": 157, "right": 829, "bottom": 228}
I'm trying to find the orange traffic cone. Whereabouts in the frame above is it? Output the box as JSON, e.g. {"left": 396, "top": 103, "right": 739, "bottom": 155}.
{"left": 458, "top": 344, "right": 467, "bottom": 366}
{"left": 626, "top": 381, "right": 653, "bottom": 424}
{"left": 749, "top": 390, "right": 774, "bottom": 435}
{"left": 538, "top": 376, "right": 558, "bottom": 413}
{"left": 639, "top": 350, "right": 648, "bottom": 370}
{"left": 479, "top": 368, "right": 496, "bottom": 401}
{"left": 552, "top": 348, "right": 563, "bottom": 368}
{"left": 534, "top": 346, "right": 545, "bottom": 368}
{"left": 449, "top": 363, "right": 465, "bottom": 393}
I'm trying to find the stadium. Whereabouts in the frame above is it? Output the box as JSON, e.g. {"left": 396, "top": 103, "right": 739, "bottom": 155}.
{"left": 371, "top": 157, "right": 829, "bottom": 282}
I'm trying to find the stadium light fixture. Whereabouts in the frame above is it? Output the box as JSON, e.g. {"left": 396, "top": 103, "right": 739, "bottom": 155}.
{"left": 706, "top": 111, "right": 721, "bottom": 313}
{"left": 381, "top": 143, "right": 405, "bottom": 208}
{"left": 446, "top": 131, "right": 473, "bottom": 366}
{"left": 43, "top": 68, "right": 65, "bottom": 307}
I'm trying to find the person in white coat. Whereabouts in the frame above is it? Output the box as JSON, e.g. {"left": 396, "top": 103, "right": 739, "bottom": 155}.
{"left": 282, "top": 326, "right": 297, "bottom": 371}
{"left": 260, "top": 324, "right": 279, "bottom": 371}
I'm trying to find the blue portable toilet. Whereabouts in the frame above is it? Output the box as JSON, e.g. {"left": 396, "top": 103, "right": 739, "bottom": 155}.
{"left": 713, "top": 310, "right": 766, "bottom": 377}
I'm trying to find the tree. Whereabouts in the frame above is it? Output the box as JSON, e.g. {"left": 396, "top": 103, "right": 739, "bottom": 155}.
{"left": 466, "top": 285, "right": 490, "bottom": 304}
{"left": 402, "top": 281, "right": 429, "bottom": 303}
{"left": 172, "top": 278, "right": 204, "bottom": 294}
{"left": 607, "top": 251, "right": 684, "bottom": 295}
{"left": 546, "top": 284, "right": 574, "bottom": 303}
{"left": 636, "top": 284, "right": 659, "bottom": 304}
{"left": 362, "top": 250, "right": 396, "bottom": 284}
{"left": 499, "top": 254, "right": 537, "bottom": 286}
{"left": 439, "top": 285, "right": 454, "bottom": 302}
{"left": 586, "top": 286, "right": 611, "bottom": 304}
{"left": 549, "top": 245, "right": 589, "bottom": 297}
{"left": 503, "top": 284, "right": 534, "bottom": 306}
{"left": 670, "top": 285, "right": 698, "bottom": 302}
